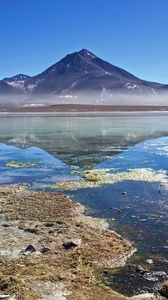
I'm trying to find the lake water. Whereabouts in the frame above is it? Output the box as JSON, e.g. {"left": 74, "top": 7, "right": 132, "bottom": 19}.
{"left": 0, "top": 112, "right": 168, "bottom": 296}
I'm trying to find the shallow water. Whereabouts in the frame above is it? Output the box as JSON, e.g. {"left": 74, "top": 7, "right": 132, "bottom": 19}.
{"left": 0, "top": 113, "right": 168, "bottom": 295}
{"left": 0, "top": 112, "right": 168, "bottom": 168}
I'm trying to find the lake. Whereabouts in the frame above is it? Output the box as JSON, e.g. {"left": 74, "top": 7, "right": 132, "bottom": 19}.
{"left": 0, "top": 112, "right": 168, "bottom": 296}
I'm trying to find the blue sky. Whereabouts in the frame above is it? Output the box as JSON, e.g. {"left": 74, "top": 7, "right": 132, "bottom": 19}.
{"left": 0, "top": 0, "right": 168, "bottom": 83}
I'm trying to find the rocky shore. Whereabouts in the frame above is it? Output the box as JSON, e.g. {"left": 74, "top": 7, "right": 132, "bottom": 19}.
{"left": 0, "top": 183, "right": 136, "bottom": 299}
{"left": 0, "top": 184, "right": 167, "bottom": 300}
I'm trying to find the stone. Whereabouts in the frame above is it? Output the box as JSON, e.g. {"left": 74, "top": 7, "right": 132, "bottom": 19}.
{"left": 83, "top": 171, "right": 101, "bottom": 182}
{"left": 44, "top": 222, "right": 55, "bottom": 227}
{"left": 146, "top": 272, "right": 165, "bottom": 283}
{"left": 146, "top": 259, "right": 154, "bottom": 264}
{"left": 25, "top": 244, "right": 36, "bottom": 253}
{"left": 48, "top": 229, "right": 56, "bottom": 234}
{"left": 159, "top": 280, "right": 168, "bottom": 298}
{"left": 135, "top": 265, "right": 166, "bottom": 282}
{"left": 58, "top": 275, "right": 66, "bottom": 280}
{"left": 56, "top": 220, "right": 64, "bottom": 225}
{"left": 1, "top": 222, "right": 12, "bottom": 228}
{"left": 62, "top": 238, "right": 81, "bottom": 250}
{"left": 136, "top": 265, "right": 148, "bottom": 275}
{"left": 40, "top": 247, "right": 51, "bottom": 254}
{"left": 24, "top": 227, "right": 38, "bottom": 234}
{"left": 19, "top": 183, "right": 30, "bottom": 187}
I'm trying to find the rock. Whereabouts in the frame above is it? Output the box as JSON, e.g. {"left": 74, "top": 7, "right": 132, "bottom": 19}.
{"left": 24, "top": 227, "right": 38, "bottom": 234}
{"left": 58, "top": 275, "right": 66, "bottom": 280}
{"left": 146, "top": 259, "right": 154, "bottom": 265}
{"left": 25, "top": 244, "right": 36, "bottom": 253}
{"left": 83, "top": 171, "right": 101, "bottom": 182}
{"left": 159, "top": 280, "right": 168, "bottom": 298}
{"left": 56, "top": 220, "right": 64, "bottom": 225}
{"left": 129, "top": 293, "right": 157, "bottom": 299}
{"left": 136, "top": 265, "right": 148, "bottom": 275}
{"left": 136, "top": 265, "right": 166, "bottom": 282}
{"left": 62, "top": 238, "right": 81, "bottom": 250}
{"left": 143, "top": 272, "right": 162, "bottom": 282}
{"left": 40, "top": 247, "right": 51, "bottom": 254}
{"left": 48, "top": 229, "right": 56, "bottom": 234}
{"left": 19, "top": 182, "right": 30, "bottom": 187}
{"left": 44, "top": 222, "right": 55, "bottom": 227}
{"left": 1, "top": 222, "right": 12, "bottom": 228}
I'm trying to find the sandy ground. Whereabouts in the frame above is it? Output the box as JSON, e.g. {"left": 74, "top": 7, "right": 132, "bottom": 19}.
{"left": 0, "top": 184, "right": 134, "bottom": 300}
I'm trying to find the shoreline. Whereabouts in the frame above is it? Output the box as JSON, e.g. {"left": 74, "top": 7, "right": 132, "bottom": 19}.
{"left": 0, "top": 183, "right": 134, "bottom": 300}
{"left": 0, "top": 110, "right": 168, "bottom": 118}
{"left": 0, "top": 104, "right": 168, "bottom": 116}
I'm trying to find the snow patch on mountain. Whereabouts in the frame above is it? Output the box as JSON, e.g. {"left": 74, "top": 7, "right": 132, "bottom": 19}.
{"left": 6, "top": 81, "right": 25, "bottom": 90}
{"left": 105, "top": 71, "right": 112, "bottom": 76}
{"left": 86, "top": 51, "right": 96, "bottom": 58}
{"left": 125, "top": 82, "right": 138, "bottom": 90}
{"left": 26, "top": 83, "right": 38, "bottom": 90}
{"left": 151, "top": 88, "right": 158, "bottom": 96}
{"left": 71, "top": 81, "right": 79, "bottom": 88}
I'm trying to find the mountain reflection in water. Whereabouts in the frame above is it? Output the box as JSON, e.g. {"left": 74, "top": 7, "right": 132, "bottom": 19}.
{"left": 0, "top": 113, "right": 168, "bottom": 168}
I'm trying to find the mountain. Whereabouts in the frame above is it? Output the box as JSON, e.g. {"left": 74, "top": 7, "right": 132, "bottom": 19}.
{"left": 0, "top": 49, "right": 167, "bottom": 105}
{"left": 3, "top": 74, "right": 30, "bottom": 81}
{"left": 2, "top": 74, "right": 30, "bottom": 92}
{"left": 0, "top": 80, "right": 16, "bottom": 94}
{"left": 23, "top": 49, "right": 162, "bottom": 96}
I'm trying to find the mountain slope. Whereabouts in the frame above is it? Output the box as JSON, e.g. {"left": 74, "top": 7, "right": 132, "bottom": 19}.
{"left": 3, "top": 74, "right": 30, "bottom": 92}
{"left": 24, "top": 49, "right": 162, "bottom": 97}
{"left": 0, "top": 80, "right": 19, "bottom": 94}
{"left": 0, "top": 49, "right": 166, "bottom": 105}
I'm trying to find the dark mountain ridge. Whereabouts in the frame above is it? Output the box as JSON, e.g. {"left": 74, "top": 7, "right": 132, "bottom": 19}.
{"left": 0, "top": 49, "right": 167, "bottom": 106}
{"left": 3, "top": 74, "right": 30, "bottom": 82}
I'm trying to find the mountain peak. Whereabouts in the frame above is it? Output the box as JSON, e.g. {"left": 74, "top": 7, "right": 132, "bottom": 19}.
{"left": 3, "top": 74, "right": 30, "bottom": 81}
{"left": 62, "top": 49, "right": 97, "bottom": 61}
{"left": 78, "top": 49, "right": 97, "bottom": 58}
{"left": 44, "top": 49, "right": 98, "bottom": 75}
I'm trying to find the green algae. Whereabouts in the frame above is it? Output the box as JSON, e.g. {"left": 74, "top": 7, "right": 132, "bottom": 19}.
{"left": 83, "top": 170, "right": 102, "bottom": 181}
{"left": 53, "top": 168, "right": 168, "bottom": 191}
{"left": 6, "top": 160, "right": 39, "bottom": 168}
